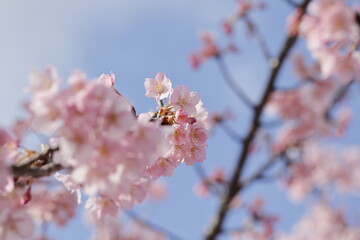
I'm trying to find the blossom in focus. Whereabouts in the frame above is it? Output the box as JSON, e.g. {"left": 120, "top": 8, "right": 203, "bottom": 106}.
{"left": 144, "top": 72, "right": 173, "bottom": 101}
{"left": 170, "top": 85, "right": 200, "bottom": 115}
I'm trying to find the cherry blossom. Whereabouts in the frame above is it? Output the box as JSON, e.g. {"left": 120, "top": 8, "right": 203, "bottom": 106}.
{"left": 279, "top": 202, "right": 360, "bottom": 240}
{"left": 170, "top": 85, "right": 200, "bottom": 115}
{"left": 144, "top": 72, "right": 172, "bottom": 101}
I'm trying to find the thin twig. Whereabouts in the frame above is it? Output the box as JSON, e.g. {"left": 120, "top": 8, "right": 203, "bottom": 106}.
{"left": 242, "top": 15, "right": 273, "bottom": 62}
{"left": 11, "top": 163, "right": 64, "bottom": 178}
{"left": 215, "top": 56, "right": 254, "bottom": 109}
{"left": 125, "top": 210, "right": 184, "bottom": 240}
{"left": 203, "top": 1, "right": 312, "bottom": 239}
{"left": 10, "top": 147, "right": 63, "bottom": 178}
{"left": 324, "top": 79, "right": 354, "bottom": 120}
{"left": 194, "top": 164, "right": 222, "bottom": 196}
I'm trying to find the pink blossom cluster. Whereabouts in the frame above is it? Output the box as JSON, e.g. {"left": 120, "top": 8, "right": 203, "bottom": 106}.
{"left": 0, "top": 129, "right": 16, "bottom": 194}
{"left": 288, "top": 0, "right": 360, "bottom": 83}
{"left": 279, "top": 202, "right": 360, "bottom": 240}
{"left": 0, "top": 66, "right": 208, "bottom": 236}
{"left": 144, "top": 73, "right": 209, "bottom": 176}
{"left": 189, "top": 30, "right": 238, "bottom": 69}
{"left": 194, "top": 167, "right": 226, "bottom": 198}
{"left": 0, "top": 179, "right": 76, "bottom": 240}
{"left": 0, "top": 189, "right": 35, "bottom": 240}
{"left": 27, "top": 186, "right": 77, "bottom": 226}
{"left": 189, "top": 31, "right": 221, "bottom": 69}
{"left": 189, "top": 0, "right": 266, "bottom": 69}
{"left": 230, "top": 197, "right": 278, "bottom": 240}
{"left": 222, "top": 0, "right": 265, "bottom": 36}
{"left": 267, "top": 54, "right": 351, "bottom": 154}
{"left": 282, "top": 141, "right": 360, "bottom": 201}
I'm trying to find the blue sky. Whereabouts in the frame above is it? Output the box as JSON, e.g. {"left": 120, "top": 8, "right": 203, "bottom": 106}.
{"left": 1, "top": 1, "right": 359, "bottom": 239}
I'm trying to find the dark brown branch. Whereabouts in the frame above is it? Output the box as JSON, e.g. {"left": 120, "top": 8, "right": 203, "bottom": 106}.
{"left": 243, "top": 15, "right": 273, "bottom": 62}
{"left": 203, "top": 1, "right": 311, "bottom": 239}
{"left": 11, "top": 163, "right": 64, "bottom": 178}
{"left": 215, "top": 56, "right": 254, "bottom": 108}
{"left": 10, "top": 147, "right": 63, "bottom": 178}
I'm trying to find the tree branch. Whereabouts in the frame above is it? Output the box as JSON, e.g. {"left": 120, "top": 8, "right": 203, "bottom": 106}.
{"left": 203, "top": 1, "right": 311, "bottom": 239}
{"left": 10, "top": 147, "right": 64, "bottom": 178}
{"left": 215, "top": 56, "right": 254, "bottom": 109}
{"left": 242, "top": 15, "right": 273, "bottom": 62}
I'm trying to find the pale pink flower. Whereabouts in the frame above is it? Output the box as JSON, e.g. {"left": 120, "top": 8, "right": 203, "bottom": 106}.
{"left": 28, "top": 186, "right": 77, "bottom": 226}
{"left": 18, "top": 67, "right": 209, "bottom": 215}
{"left": 98, "top": 72, "right": 115, "bottom": 87}
{"left": 67, "top": 70, "right": 87, "bottom": 87}
{"left": 144, "top": 72, "right": 172, "bottom": 101}
{"left": 25, "top": 65, "right": 60, "bottom": 94}
{"left": 282, "top": 141, "right": 360, "bottom": 201}
{"left": 168, "top": 144, "right": 189, "bottom": 160}
{"left": 184, "top": 144, "right": 206, "bottom": 166}
{"left": 167, "top": 125, "right": 188, "bottom": 145}
{"left": 319, "top": 50, "right": 360, "bottom": 82}
{"left": 75, "top": 82, "right": 116, "bottom": 113}
{"left": 198, "top": 31, "right": 220, "bottom": 59}
{"left": 279, "top": 202, "right": 358, "bottom": 240}
{"left": 189, "top": 122, "right": 208, "bottom": 146}
{"left": 146, "top": 156, "right": 179, "bottom": 179}
{"left": 98, "top": 99, "right": 135, "bottom": 138}
{"left": 85, "top": 196, "right": 118, "bottom": 220}
{"left": 189, "top": 53, "right": 201, "bottom": 69}
{"left": 126, "top": 121, "right": 164, "bottom": 155}
{"left": 175, "top": 109, "right": 189, "bottom": 124}
{"left": 28, "top": 95, "right": 62, "bottom": 133}
{"left": 170, "top": 85, "right": 200, "bottom": 115}
{"left": 319, "top": 3, "right": 356, "bottom": 42}
{"left": 211, "top": 167, "right": 226, "bottom": 184}
{"left": 222, "top": 20, "right": 233, "bottom": 36}
{"left": 117, "top": 183, "right": 147, "bottom": 210}
{"left": 194, "top": 180, "right": 211, "bottom": 198}
{"left": 189, "top": 31, "right": 221, "bottom": 69}
{"left": 0, "top": 129, "right": 16, "bottom": 194}
{"left": 54, "top": 172, "right": 82, "bottom": 204}
{"left": 0, "top": 208, "right": 35, "bottom": 240}
{"left": 148, "top": 181, "right": 167, "bottom": 201}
